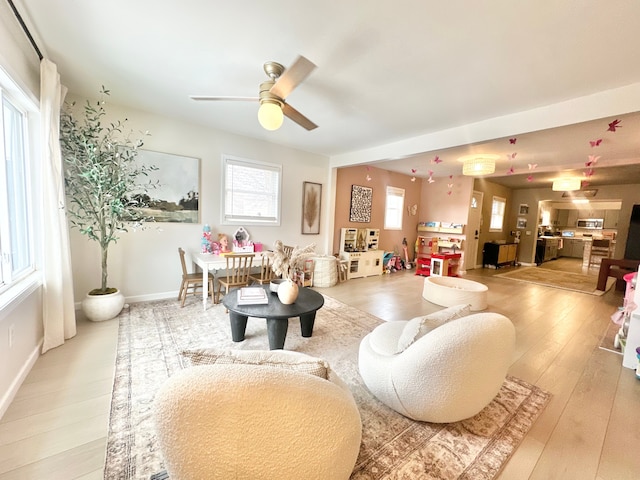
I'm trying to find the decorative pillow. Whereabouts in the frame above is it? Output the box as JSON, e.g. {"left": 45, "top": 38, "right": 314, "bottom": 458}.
{"left": 181, "top": 348, "right": 330, "bottom": 379}
{"left": 395, "top": 303, "right": 472, "bottom": 353}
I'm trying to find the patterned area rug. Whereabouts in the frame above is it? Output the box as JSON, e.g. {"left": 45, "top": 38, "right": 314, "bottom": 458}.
{"left": 495, "top": 267, "right": 615, "bottom": 295}
{"left": 104, "top": 295, "right": 550, "bottom": 480}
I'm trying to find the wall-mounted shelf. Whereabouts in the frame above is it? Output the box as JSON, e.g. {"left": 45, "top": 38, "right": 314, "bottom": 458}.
{"left": 418, "top": 223, "right": 464, "bottom": 235}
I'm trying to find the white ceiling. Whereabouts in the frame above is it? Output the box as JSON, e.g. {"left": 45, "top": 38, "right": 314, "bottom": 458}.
{"left": 18, "top": 0, "right": 640, "bottom": 187}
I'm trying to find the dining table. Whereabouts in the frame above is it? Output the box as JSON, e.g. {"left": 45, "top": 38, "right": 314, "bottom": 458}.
{"left": 190, "top": 250, "right": 265, "bottom": 310}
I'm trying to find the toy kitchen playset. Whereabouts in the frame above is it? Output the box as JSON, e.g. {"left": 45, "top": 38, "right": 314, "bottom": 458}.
{"left": 339, "top": 228, "right": 384, "bottom": 279}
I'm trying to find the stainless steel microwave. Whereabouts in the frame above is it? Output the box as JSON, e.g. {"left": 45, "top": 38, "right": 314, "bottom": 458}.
{"left": 576, "top": 218, "right": 604, "bottom": 229}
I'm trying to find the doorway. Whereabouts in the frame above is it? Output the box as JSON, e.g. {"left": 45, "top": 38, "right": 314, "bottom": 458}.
{"left": 465, "top": 191, "right": 483, "bottom": 270}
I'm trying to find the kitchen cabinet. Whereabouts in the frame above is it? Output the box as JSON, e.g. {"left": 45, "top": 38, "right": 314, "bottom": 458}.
{"left": 557, "top": 209, "right": 569, "bottom": 227}
{"left": 559, "top": 238, "right": 586, "bottom": 258}
{"left": 483, "top": 242, "right": 517, "bottom": 268}
{"left": 567, "top": 210, "right": 579, "bottom": 228}
{"left": 604, "top": 209, "right": 619, "bottom": 228}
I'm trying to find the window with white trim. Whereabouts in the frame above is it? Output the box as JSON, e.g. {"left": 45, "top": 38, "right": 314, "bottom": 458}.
{"left": 384, "top": 186, "right": 405, "bottom": 230}
{"left": 222, "top": 155, "right": 281, "bottom": 226}
{"left": 0, "top": 85, "right": 33, "bottom": 289}
{"left": 489, "top": 196, "right": 506, "bottom": 232}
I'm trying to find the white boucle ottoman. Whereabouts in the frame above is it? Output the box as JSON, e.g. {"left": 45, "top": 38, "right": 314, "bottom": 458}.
{"left": 422, "top": 276, "right": 488, "bottom": 311}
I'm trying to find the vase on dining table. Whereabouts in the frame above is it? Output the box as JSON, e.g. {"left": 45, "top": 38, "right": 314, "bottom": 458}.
{"left": 277, "top": 278, "right": 299, "bottom": 304}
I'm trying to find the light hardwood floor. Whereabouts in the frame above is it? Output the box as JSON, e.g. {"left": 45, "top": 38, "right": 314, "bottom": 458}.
{"left": 1, "top": 260, "right": 639, "bottom": 479}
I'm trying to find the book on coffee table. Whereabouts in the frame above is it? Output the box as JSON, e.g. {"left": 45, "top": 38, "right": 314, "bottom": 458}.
{"left": 237, "top": 287, "right": 269, "bottom": 305}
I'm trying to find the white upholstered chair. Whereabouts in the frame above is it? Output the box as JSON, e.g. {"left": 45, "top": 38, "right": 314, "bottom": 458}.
{"left": 358, "top": 306, "right": 515, "bottom": 423}
{"left": 153, "top": 350, "right": 362, "bottom": 480}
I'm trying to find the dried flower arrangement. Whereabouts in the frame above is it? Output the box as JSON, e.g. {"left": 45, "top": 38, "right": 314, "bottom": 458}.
{"left": 270, "top": 240, "right": 316, "bottom": 280}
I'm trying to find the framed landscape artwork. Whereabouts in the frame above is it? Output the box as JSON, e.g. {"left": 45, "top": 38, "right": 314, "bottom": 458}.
{"left": 135, "top": 150, "right": 200, "bottom": 223}
{"left": 349, "top": 184, "right": 373, "bottom": 223}
{"left": 302, "top": 181, "right": 322, "bottom": 234}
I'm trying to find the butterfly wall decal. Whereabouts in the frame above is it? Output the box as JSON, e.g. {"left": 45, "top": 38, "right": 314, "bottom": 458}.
{"left": 607, "top": 119, "right": 622, "bottom": 132}
{"left": 431, "top": 156, "right": 442, "bottom": 164}
{"left": 527, "top": 175, "right": 534, "bottom": 182}
{"left": 528, "top": 163, "right": 538, "bottom": 170}
{"left": 507, "top": 166, "right": 515, "bottom": 175}
{"left": 511, "top": 152, "right": 517, "bottom": 159}
{"left": 407, "top": 204, "right": 418, "bottom": 216}
{"left": 509, "top": 138, "right": 517, "bottom": 144}
{"left": 411, "top": 168, "right": 417, "bottom": 174}
{"left": 428, "top": 177, "right": 435, "bottom": 184}
{"left": 585, "top": 155, "right": 600, "bottom": 167}
{"left": 589, "top": 139, "right": 602, "bottom": 147}
{"left": 410, "top": 176, "right": 416, "bottom": 182}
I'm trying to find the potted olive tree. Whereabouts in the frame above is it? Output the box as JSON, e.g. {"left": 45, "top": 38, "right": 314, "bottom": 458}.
{"left": 60, "top": 87, "right": 157, "bottom": 321}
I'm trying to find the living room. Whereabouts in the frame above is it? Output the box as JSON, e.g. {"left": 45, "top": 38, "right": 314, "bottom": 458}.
{"left": 2, "top": 2, "right": 640, "bottom": 479}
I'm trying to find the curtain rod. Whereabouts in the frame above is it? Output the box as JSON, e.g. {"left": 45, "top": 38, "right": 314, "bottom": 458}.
{"left": 6, "top": 0, "right": 43, "bottom": 60}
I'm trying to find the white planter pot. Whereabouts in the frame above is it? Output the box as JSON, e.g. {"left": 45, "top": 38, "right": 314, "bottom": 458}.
{"left": 81, "top": 289, "right": 125, "bottom": 322}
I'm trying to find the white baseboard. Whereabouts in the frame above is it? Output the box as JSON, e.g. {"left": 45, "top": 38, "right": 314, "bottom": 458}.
{"left": 125, "top": 291, "right": 178, "bottom": 304}
{"left": 0, "top": 340, "right": 42, "bottom": 421}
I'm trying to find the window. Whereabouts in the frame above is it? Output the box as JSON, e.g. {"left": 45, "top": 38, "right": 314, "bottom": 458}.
{"left": 0, "top": 87, "right": 33, "bottom": 289}
{"left": 489, "top": 196, "right": 506, "bottom": 232}
{"left": 384, "top": 186, "right": 404, "bottom": 230}
{"left": 222, "top": 155, "right": 281, "bottom": 226}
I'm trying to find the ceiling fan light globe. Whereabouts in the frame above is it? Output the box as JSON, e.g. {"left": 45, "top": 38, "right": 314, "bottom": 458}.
{"left": 258, "top": 102, "right": 284, "bottom": 131}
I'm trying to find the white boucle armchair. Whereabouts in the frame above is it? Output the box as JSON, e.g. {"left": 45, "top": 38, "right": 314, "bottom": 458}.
{"left": 358, "top": 309, "right": 515, "bottom": 423}
{"left": 153, "top": 350, "right": 362, "bottom": 480}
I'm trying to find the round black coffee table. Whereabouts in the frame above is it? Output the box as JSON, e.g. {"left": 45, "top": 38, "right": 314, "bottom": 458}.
{"left": 221, "top": 285, "right": 324, "bottom": 350}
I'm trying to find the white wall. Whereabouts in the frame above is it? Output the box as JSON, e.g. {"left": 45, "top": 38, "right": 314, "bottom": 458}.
{"left": 65, "top": 94, "right": 332, "bottom": 303}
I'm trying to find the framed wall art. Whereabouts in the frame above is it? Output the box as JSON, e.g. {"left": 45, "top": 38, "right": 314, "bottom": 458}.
{"left": 301, "top": 181, "right": 322, "bottom": 234}
{"left": 349, "top": 184, "right": 373, "bottom": 223}
{"left": 517, "top": 217, "right": 527, "bottom": 229}
{"left": 518, "top": 204, "right": 529, "bottom": 215}
{"left": 135, "top": 150, "right": 200, "bottom": 223}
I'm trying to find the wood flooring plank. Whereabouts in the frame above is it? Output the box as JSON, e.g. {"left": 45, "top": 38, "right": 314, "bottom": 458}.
{"left": 0, "top": 395, "right": 111, "bottom": 446}
{"left": 0, "top": 438, "right": 105, "bottom": 480}
{"left": 596, "top": 368, "right": 640, "bottom": 480}
{"left": 0, "top": 413, "right": 109, "bottom": 474}
{"left": 0, "top": 378, "right": 114, "bottom": 423}
{"left": 528, "top": 348, "right": 621, "bottom": 480}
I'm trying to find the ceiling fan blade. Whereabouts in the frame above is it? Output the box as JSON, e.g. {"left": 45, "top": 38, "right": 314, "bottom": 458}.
{"left": 190, "top": 95, "right": 259, "bottom": 102}
{"left": 283, "top": 103, "right": 318, "bottom": 131}
{"left": 270, "top": 55, "right": 316, "bottom": 99}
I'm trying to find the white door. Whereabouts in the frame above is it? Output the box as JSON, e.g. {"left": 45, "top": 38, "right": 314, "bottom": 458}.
{"left": 465, "top": 191, "right": 483, "bottom": 270}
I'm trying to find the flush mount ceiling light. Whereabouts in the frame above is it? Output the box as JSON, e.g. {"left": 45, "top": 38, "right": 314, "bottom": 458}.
{"left": 460, "top": 155, "right": 499, "bottom": 176}
{"left": 552, "top": 177, "right": 581, "bottom": 191}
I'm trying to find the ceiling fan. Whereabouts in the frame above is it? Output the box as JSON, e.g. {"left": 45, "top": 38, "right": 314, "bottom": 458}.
{"left": 190, "top": 55, "right": 318, "bottom": 131}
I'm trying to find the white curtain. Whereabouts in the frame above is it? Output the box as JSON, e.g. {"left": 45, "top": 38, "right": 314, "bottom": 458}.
{"left": 40, "top": 58, "right": 76, "bottom": 353}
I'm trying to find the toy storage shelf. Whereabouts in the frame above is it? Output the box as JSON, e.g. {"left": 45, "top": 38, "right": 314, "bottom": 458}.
{"left": 415, "top": 222, "right": 466, "bottom": 276}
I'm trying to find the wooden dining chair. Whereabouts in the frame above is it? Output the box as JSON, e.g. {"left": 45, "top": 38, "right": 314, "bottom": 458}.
{"left": 248, "top": 255, "right": 275, "bottom": 285}
{"left": 589, "top": 239, "right": 612, "bottom": 267}
{"left": 216, "top": 254, "right": 254, "bottom": 304}
{"left": 178, "top": 248, "right": 215, "bottom": 307}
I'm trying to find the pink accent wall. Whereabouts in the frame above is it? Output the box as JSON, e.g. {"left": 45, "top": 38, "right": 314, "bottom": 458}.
{"left": 333, "top": 166, "right": 423, "bottom": 258}
{"left": 420, "top": 175, "right": 474, "bottom": 224}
